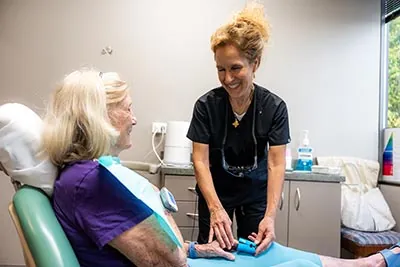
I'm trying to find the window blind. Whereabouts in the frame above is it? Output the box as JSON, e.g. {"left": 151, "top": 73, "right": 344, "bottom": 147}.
{"left": 385, "top": 0, "right": 400, "bottom": 23}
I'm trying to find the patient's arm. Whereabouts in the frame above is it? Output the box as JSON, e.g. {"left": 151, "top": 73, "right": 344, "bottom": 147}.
{"left": 110, "top": 184, "right": 234, "bottom": 265}
{"left": 110, "top": 213, "right": 188, "bottom": 267}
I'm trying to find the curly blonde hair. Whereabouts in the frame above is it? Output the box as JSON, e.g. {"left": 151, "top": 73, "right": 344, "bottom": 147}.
{"left": 210, "top": 2, "right": 270, "bottom": 64}
{"left": 42, "top": 70, "right": 129, "bottom": 166}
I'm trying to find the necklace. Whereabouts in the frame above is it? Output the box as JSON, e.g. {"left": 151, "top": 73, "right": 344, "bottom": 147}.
{"left": 231, "top": 88, "right": 254, "bottom": 128}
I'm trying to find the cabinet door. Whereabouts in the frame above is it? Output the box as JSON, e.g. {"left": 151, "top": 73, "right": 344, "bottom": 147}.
{"left": 180, "top": 227, "right": 199, "bottom": 243}
{"left": 275, "top": 181, "right": 289, "bottom": 246}
{"left": 288, "top": 181, "right": 341, "bottom": 257}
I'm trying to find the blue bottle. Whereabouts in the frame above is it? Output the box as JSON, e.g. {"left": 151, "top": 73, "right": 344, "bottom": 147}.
{"left": 237, "top": 238, "right": 257, "bottom": 255}
{"left": 295, "top": 130, "right": 313, "bottom": 172}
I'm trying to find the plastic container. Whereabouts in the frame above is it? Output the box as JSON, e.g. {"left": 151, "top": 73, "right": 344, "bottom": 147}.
{"left": 237, "top": 238, "right": 256, "bottom": 255}
{"left": 163, "top": 121, "right": 192, "bottom": 166}
{"left": 295, "top": 130, "right": 313, "bottom": 172}
{"left": 285, "top": 146, "right": 293, "bottom": 171}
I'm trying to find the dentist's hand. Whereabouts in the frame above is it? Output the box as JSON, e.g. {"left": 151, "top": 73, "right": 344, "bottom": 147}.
{"left": 249, "top": 216, "right": 276, "bottom": 256}
{"left": 208, "top": 207, "right": 236, "bottom": 250}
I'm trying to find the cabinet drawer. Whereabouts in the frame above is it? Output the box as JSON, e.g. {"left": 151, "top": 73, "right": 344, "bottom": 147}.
{"left": 180, "top": 227, "right": 199, "bottom": 242}
{"left": 172, "top": 201, "right": 198, "bottom": 227}
{"left": 164, "top": 175, "right": 197, "bottom": 201}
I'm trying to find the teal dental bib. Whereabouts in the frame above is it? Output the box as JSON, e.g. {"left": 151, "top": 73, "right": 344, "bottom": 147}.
{"left": 98, "top": 156, "right": 182, "bottom": 248}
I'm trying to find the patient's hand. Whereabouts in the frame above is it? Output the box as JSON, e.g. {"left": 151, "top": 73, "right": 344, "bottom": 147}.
{"left": 195, "top": 240, "right": 235, "bottom": 261}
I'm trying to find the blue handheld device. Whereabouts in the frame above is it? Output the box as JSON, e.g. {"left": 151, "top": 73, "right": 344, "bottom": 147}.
{"left": 237, "top": 238, "right": 257, "bottom": 255}
{"left": 160, "top": 187, "right": 178, "bottom": 212}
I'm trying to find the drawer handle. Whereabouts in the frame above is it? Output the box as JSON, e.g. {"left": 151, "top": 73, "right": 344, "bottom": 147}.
{"left": 187, "top": 187, "right": 197, "bottom": 195}
{"left": 186, "top": 213, "right": 199, "bottom": 219}
{"left": 279, "top": 191, "right": 284, "bottom": 211}
{"left": 295, "top": 188, "right": 301, "bottom": 211}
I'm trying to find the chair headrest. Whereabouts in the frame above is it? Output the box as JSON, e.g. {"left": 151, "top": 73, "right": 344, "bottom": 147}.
{"left": 0, "top": 103, "right": 56, "bottom": 196}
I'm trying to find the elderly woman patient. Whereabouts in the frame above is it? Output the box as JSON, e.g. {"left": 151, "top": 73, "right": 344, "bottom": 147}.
{"left": 39, "top": 70, "right": 399, "bottom": 267}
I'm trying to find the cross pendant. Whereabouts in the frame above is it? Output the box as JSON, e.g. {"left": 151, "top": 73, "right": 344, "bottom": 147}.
{"left": 232, "top": 118, "right": 239, "bottom": 128}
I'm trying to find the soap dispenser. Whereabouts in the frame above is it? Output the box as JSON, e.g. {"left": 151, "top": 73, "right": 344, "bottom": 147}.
{"left": 295, "top": 130, "right": 313, "bottom": 172}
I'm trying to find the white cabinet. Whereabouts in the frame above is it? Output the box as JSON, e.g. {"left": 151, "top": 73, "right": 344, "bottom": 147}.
{"left": 275, "top": 181, "right": 290, "bottom": 245}
{"left": 162, "top": 172, "right": 341, "bottom": 257}
{"left": 286, "top": 181, "right": 341, "bottom": 257}
{"left": 275, "top": 181, "right": 341, "bottom": 257}
{"left": 163, "top": 174, "right": 199, "bottom": 242}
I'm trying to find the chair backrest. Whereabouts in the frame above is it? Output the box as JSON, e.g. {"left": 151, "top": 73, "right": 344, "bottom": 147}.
{"left": 11, "top": 185, "right": 80, "bottom": 267}
{"left": 8, "top": 202, "right": 36, "bottom": 267}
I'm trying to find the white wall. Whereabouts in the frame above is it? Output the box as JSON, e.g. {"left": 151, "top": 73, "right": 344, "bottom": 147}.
{"left": 261, "top": 0, "right": 381, "bottom": 159}
{"left": 0, "top": 0, "right": 381, "bottom": 265}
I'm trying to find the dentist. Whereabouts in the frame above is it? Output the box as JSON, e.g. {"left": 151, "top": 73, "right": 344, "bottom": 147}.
{"left": 187, "top": 2, "right": 290, "bottom": 255}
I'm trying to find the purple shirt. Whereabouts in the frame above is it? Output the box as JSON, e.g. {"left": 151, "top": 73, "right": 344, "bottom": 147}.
{"left": 52, "top": 160, "right": 153, "bottom": 267}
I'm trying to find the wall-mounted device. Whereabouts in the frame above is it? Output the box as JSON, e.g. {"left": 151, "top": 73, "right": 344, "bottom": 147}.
{"left": 163, "top": 121, "right": 191, "bottom": 166}
{"left": 151, "top": 121, "right": 192, "bottom": 167}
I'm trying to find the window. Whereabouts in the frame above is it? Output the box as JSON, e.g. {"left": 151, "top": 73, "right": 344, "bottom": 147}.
{"left": 384, "top": 0, "right": 400, "bottom": 128}
{"left": 387, "top": 16, "right": 400, "bottom": 127}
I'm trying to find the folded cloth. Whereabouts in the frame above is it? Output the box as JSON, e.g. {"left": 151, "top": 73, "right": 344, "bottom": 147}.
{"left": 341, "top": 227, "right": 400, "bottom": 246}
{"left": 0, "top": 103, "right": 56, "bottom": 196}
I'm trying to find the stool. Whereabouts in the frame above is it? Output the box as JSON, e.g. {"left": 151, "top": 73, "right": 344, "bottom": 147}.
{"left": 341, "top": 227, "right": 400, "bottom": 258}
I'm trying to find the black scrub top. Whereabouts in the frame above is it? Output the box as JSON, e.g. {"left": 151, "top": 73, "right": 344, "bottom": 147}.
{"left": 187, "top": 84, "right": 291, "bottom": 206}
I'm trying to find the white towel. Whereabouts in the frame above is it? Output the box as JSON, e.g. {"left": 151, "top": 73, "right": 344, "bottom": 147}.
{"left": 0, "top": 103, "right": 56, "bottom": 196}
{"left": 317, "top": 156, "right": 396, "bottom": 232}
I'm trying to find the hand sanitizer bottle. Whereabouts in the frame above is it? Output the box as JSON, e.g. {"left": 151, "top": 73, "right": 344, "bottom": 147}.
{"left": 295, "top": 130, "right": 313, "bottom": 172}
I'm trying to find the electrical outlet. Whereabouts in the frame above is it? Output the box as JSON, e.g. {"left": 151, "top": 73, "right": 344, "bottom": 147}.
{"left": 152, "top": 122, "right": 167, "bottom": 134}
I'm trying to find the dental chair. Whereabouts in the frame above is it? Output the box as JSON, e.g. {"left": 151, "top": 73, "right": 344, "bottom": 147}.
{"left": 7, "top": 161, "right": 159, "bottom": 267}
{"left": 8, "top": 179, "right": 80, "bottom": 267}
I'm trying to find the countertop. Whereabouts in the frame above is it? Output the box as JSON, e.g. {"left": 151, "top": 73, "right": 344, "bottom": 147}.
{"left": 160, "top": 165, "right": 345, "bottom": 183}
